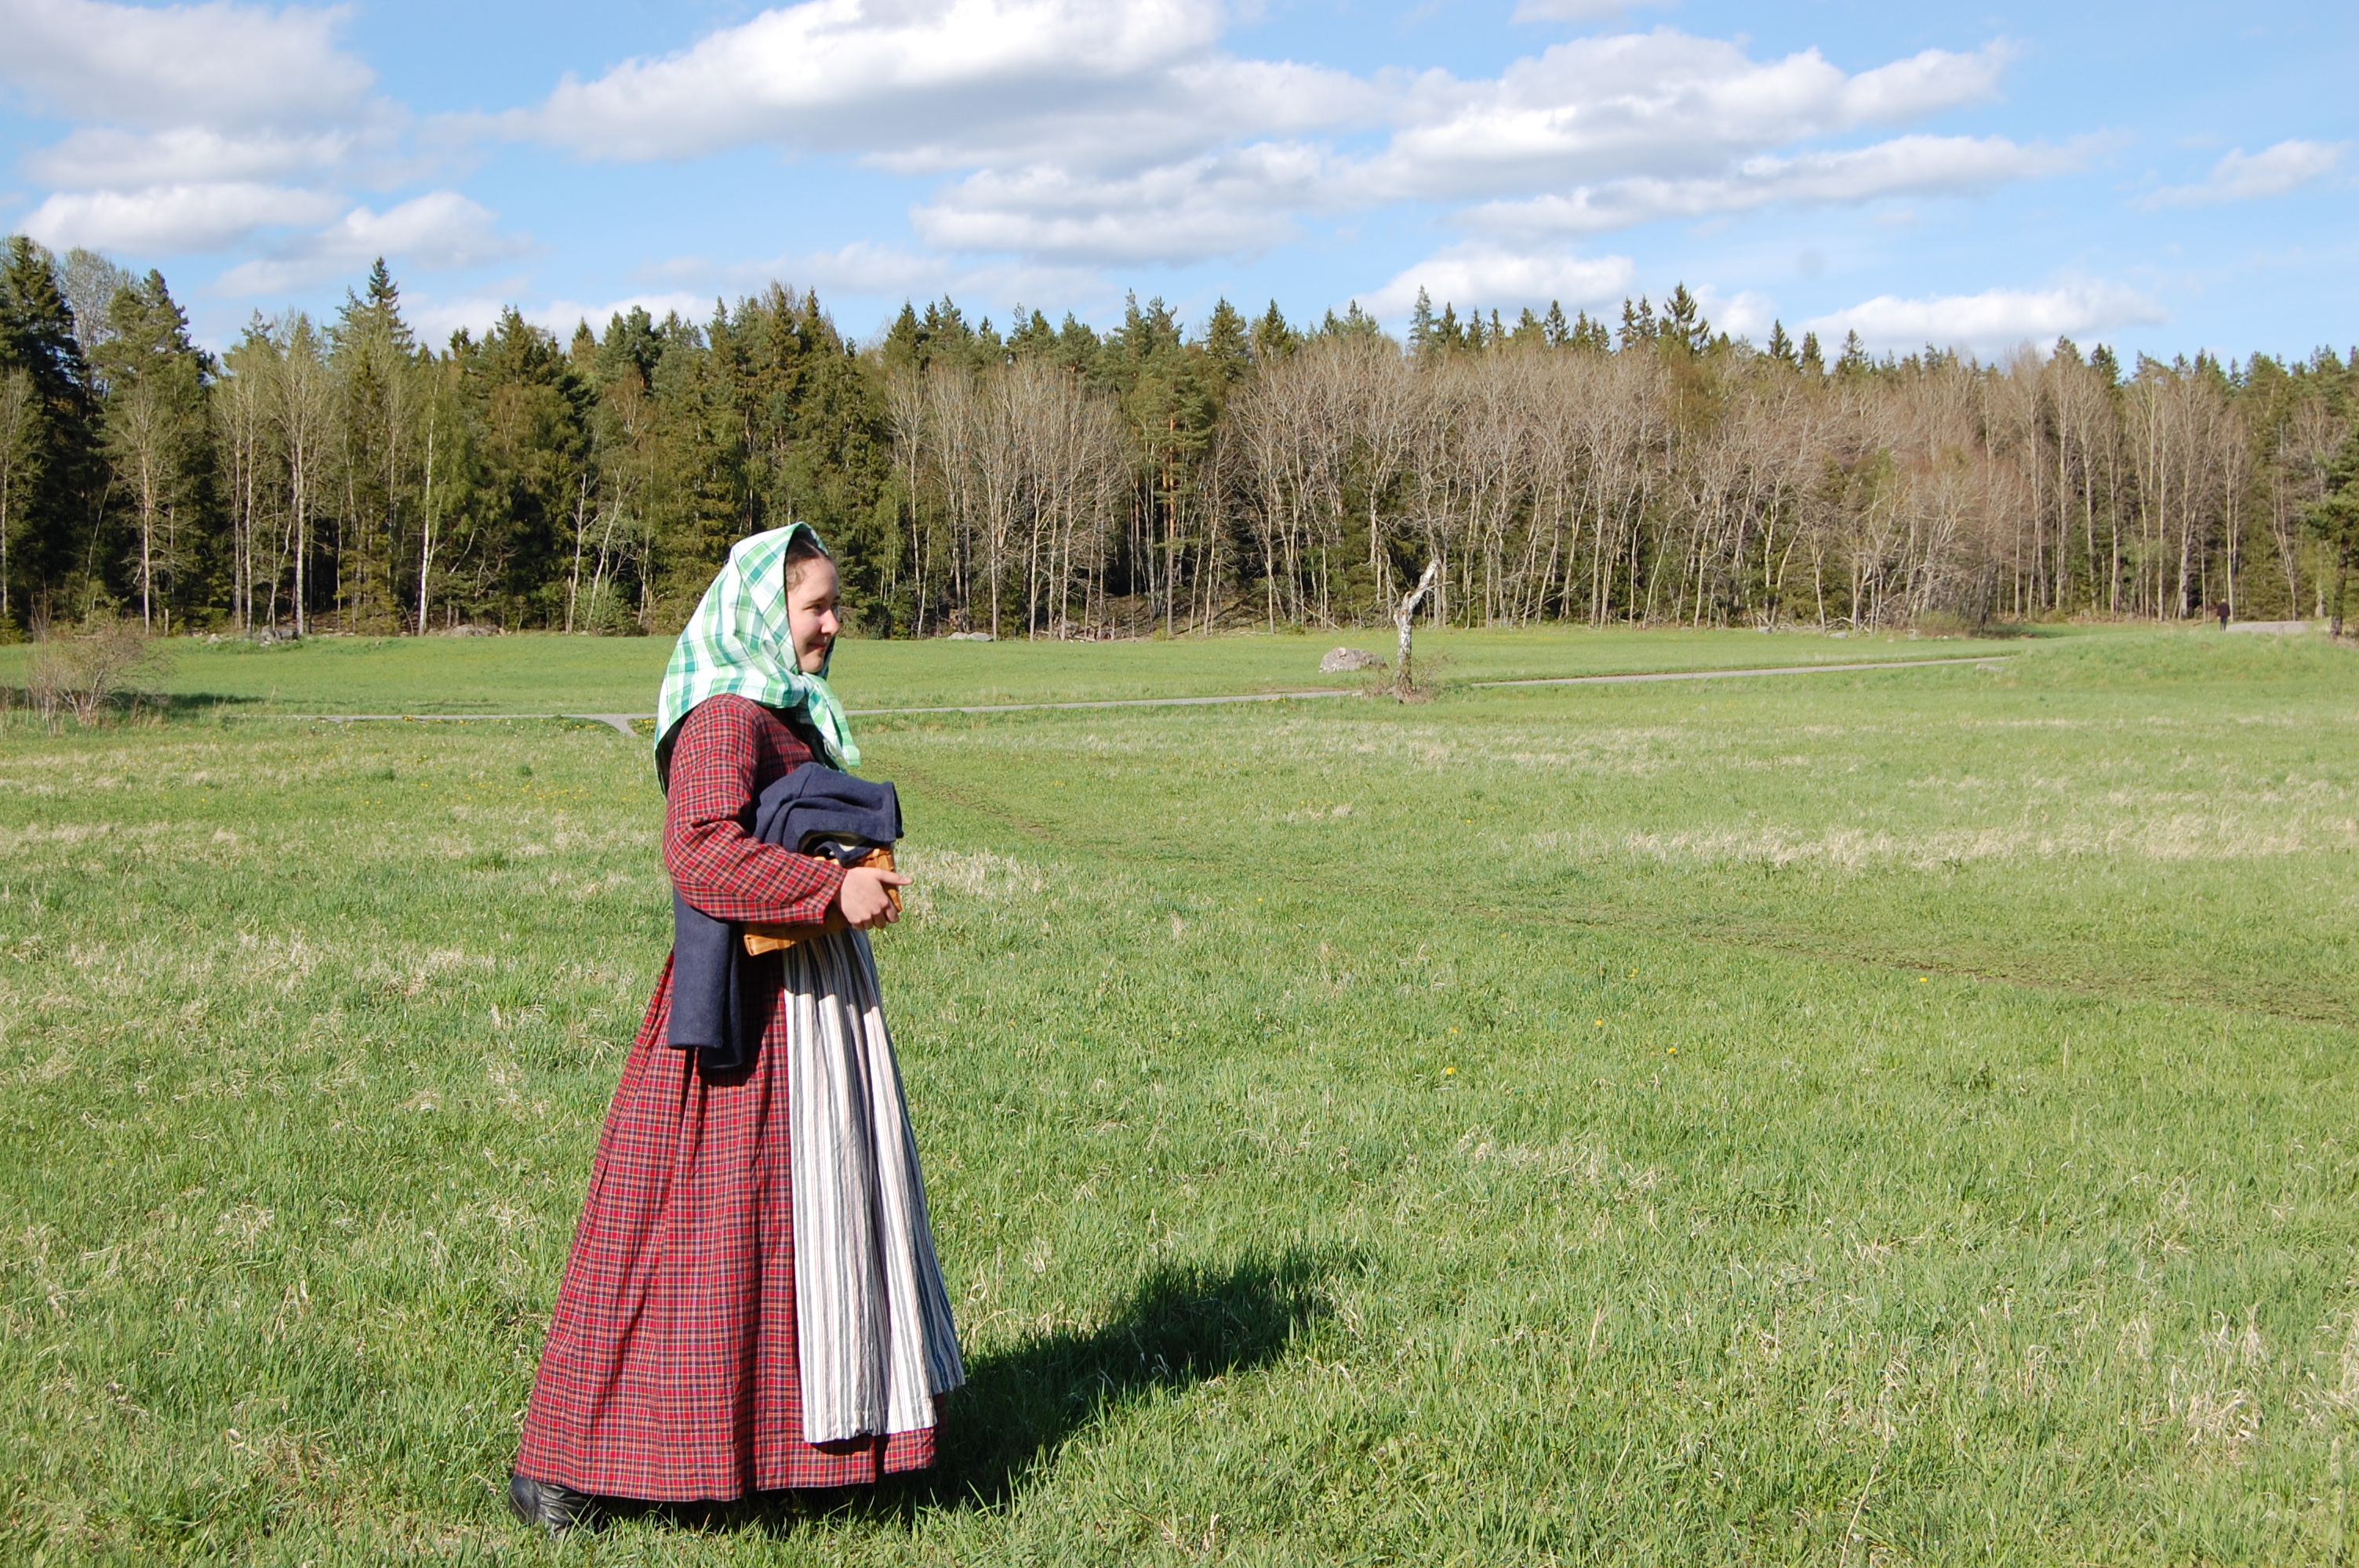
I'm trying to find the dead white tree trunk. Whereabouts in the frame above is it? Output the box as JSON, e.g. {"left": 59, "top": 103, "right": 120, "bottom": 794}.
{"left": 1394, "top": 557, "right": 1440, "bottom": 699}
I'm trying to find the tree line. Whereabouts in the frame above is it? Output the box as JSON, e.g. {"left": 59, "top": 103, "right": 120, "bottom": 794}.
{"left": 2, "top": 235, "right": 2354, "bottom": 643}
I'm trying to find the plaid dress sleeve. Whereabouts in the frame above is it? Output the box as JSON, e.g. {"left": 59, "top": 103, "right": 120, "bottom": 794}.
{"left": 663, "top": 694, "right": 845, "bottom": 926}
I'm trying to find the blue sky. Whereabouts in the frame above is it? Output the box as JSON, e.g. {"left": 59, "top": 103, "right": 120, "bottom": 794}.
{"left": 1, "top": 0, "right": 2350, "bottom": 359}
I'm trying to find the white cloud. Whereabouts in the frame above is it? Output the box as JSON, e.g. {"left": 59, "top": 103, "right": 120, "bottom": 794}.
{"left": 509, "top": 9, "right": 2049, "bottom": 277}
{"left": 1805, "top": 281, "right": 2166, "bottom": 352}
{"left": 1512, "top": 0, "right": 1673, "bottom": 24}
{"left": 0, "top": 0, "right": 425, "bottom": 268}
{"left": 21, "top": 181, "right": 339, "bottom": 251}
{"left": 210, "top": 193, "right": 527, "bottom": 293}
{"left": 1365, "top": 244, "right": 1635, "bottom": 315}
{"left": 0, "top": 0, "right": 372, "bottom": 130}
{"left": 2138, "top": 139, "right": 2346, "bottom": 209}
{"left": 1467, "top": 134, "right": 2085, "bottom": 236}
{"left": 510, "top": 0, "right": 1377, "bottom": 173}
{"left": 1692, "top": 283, "right": 1772, "bottom": 339}
{"left": 1366, "top": 34, "right": 2011, "bottom": 200}
{"left": 914, "top": 143, "right": 1332, "bottom": 263}
{"left": 25, "top": 125, "right": 365, "bottom": 190}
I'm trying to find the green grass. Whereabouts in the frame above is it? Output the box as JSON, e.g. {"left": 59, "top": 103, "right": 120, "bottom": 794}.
{"left": 3, "top": 628, "right": 2356, "bottom": 1564}
{"left": 0, "top": 622, "right": 2045, "bottom": 716}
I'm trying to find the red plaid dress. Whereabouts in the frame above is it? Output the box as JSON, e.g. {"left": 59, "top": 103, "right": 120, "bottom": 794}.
{"left": 515, "top": 694, "right": 939, "bottom": 1499}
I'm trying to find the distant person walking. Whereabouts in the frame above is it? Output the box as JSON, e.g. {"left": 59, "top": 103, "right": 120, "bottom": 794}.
{"left": 509, "top": 524, "right": 963, "bottom": 1534}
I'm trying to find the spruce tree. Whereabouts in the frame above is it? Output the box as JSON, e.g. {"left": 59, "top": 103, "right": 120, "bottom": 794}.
{"left": 1408, "top": 288, "right": 1437, "bottom": 355}
{"left": 1836, "top": 330, "right": 1872, "bottom": 377}
{"left": 0, "top": 238, "right": 100, "bottom": 622}
{"left": 1200, "top": 299, "right": 1252, "bottom": 387}
{"left": 96, "top": 270, "right": 214, "bottom": 630}
{"left": 1618, "top": 296, "right": 1656, "bottom": 350}
{"left": 1661, "top": 284, "right": 1707, "bottom": 354}
{"left": 1007, "top": 308, "right": 1059, "bottom": 359}
{"left": 2307, "top": 426, "right": 2359, "bottom": 634}
{"left": 1543, "top": 300, "right": 1570, "bottom": 347}
{"left": 1252, "top": 299, "right": 1297, "bottom": 364}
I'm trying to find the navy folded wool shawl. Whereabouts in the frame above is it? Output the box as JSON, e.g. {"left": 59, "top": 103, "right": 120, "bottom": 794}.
{"left": 669, "top": 762, "right": 903, "bottom": 1071}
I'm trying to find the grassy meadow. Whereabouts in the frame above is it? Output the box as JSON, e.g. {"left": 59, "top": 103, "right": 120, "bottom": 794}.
{"left": 2, "top": 626, "right": 2357, "bottom": 1564}
{"left": 0, "top": 622, "right": 2036, "bottom": 716}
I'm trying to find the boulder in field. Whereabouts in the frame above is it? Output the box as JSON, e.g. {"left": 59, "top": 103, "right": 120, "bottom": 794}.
{"left": 1320, "top": 647, "right": 1384, "bottom": 673}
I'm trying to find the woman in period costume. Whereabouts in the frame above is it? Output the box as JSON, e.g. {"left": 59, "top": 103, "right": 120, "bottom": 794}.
{"left": 509, "top": 524, "right": 964, "bottom": 1534}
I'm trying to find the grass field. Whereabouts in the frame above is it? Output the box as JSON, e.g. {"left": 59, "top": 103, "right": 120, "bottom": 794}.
{"left": 3, "top": 627, "right": 2356, "bottom": 1564}
{"left": 0, "top": 622, "right": 2040, "bottom": 715}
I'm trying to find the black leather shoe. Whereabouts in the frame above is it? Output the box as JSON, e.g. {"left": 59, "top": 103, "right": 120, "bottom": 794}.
{"left": 509, "top": 1473, "right": 598, "bottom": 1535}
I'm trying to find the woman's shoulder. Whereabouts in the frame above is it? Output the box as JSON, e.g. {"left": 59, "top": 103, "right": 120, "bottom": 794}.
{"left": 682, "top": 692, "right": 814, "bottom": 761}
{"left": 690, "top": 691, "right": 774, "bottom": 727}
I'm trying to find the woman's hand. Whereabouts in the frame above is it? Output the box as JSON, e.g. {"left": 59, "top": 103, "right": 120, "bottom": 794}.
{"left": 835, "top": 865, "right": 912, "bottom": 930}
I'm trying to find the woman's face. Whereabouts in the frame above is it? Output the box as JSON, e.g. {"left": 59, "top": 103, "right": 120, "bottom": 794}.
{"left": 787, "top": 556, "right": 841, "bottom": 674}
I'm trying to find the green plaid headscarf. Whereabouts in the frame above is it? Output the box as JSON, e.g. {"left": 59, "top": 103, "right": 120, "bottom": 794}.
{"left": 655, "top": 524, "right": 860, "bottom": 782}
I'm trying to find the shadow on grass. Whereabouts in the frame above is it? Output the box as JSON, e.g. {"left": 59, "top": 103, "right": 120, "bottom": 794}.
{"left": 619, "top": 1249, "right": 1339, "bottom": 1537}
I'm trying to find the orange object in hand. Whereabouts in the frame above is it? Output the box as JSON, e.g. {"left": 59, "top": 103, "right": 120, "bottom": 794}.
{"left": 742, "top": 847, "right": 898, "bottom": 956}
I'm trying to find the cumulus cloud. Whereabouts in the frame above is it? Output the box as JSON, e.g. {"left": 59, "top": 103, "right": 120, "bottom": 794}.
{"left": 505, "top": 7, "right": 2044, "bottom": 271}
{"left": 914, "top": 143, "right": 1334, "bottom": 263}
{"left": 1692, "top": 284, "right": 1773, "bottom": 339}
{"left": 510, "top": 0, "right": 1371, "bottom": 174}
{"left": 0, "top": 0, "right": 453, "bottom": 267}
{"left": 25, "top": 125, "right": 365, "bottom": 190}
{"left": 1467, "top": 135, "right": 2086, "bottom": 236}
{"left": 211, "top": 193, "right": 527, "bottom": 293}
{"left": 0, "top": 0, "right": 372, "bottom": 130}
{"left": 2138, "top": 139, "right": 2346, "bottom": 209}
{"left": 1364, "top": 244, "right": 1635, "bottom": 315}
{"left": 1805, "top": 281, "right": 2166, "bottom": 351}
{"left": 1365, "top": 34, "right": 2010, "bottom": 201}
{"left": 1511, "top": 0, "right": 1673, "bottom": 23}
{"left": 22, "top": 181, "right": 340, "bottom": 252}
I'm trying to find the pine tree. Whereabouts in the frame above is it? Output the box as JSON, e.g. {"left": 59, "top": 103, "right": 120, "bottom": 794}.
{"left": 2307, "top": 426, "right": 2359, "bottom": 633}
{"left": 1200, "top": 299, "right": 1252, "bottom": 388}
{"left": 1836, "top": 330, "right": 1872, "bottom": 377}
{"left": 1054, "top": 314, "right": 1102, "bottom": 376}
{"left": 1543, "top": 300, "right": 1570, "bottom": 347}
{"left": 1318, "top": 302, "right": 1388, "bottom": 343}
{"left": 1799, "top": 331, "right": 1825, "bottom": 376}
{"left": 0, "top": 238, "right": 100, "bottom": 622}
{"left": 1661, "top": 284, "right": 1708, "bottom": 354}
{"left": 1252, "top": 299, "right": 1298, "bottom": 364}
{"left": 1408, "top": 288, "right": 1438, "bottom": 356}
{"left": 1436, "top": 303, "right": 1463, "bottom": 352}
{"left": 1766, "top": 320, "right": 1797, "bottom": 365}
{"left": 880, "top": 302, "right": 926, "bottom": 375}
{"left": 1618, "top": 296, "right": 1656, "bottom": 350}
{"left": 95, "top": 270, "right": 214, "bottom": 630}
